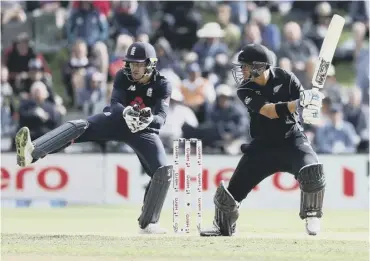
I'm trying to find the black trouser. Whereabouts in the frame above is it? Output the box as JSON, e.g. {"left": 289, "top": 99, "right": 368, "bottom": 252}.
{"left": 227, "top": 134, "right": 319, "bottom": 202}
{"left": 74, "top": 112, "right": 168, "bottom": 177}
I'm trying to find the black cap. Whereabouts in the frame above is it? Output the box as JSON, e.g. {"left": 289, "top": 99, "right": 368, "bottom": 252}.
{"left": 123, "top": 42, "right": 157, "bottom": 63}
{"left": 237, "top": 44, "right": 274, "bottom": 65}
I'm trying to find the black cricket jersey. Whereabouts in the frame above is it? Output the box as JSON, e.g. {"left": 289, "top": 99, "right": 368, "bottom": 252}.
{"left": 237, "top": 67, "right": 304, "bottom": 141}
{"left": 109, "top": 69, "right": 172, "bottom": 133}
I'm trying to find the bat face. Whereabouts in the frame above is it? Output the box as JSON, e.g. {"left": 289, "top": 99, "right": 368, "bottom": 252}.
{"left": 314, "top": 58, "right": 331, "bottom": 87}
{"left": 311, "top": 14, "right": 345, "bottom": 89}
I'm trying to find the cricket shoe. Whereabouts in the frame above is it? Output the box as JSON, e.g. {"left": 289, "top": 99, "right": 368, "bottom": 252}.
{"left": 139, "top": 223, "right": 168, "bottom": 234}
{"left": 200, "top": 221, "right": 236, "bottom": 237}
{"left": 305, "top": 217, "right": 321, "bottom": 236}
{"left": 15, "top": 127, "right": 34, "bottom": 167}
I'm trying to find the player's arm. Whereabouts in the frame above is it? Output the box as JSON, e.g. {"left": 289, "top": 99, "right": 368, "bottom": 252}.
{"left": 259, "top": 101, "right": 300, "bottom": 119}
{"left": 149, "top": 80, "right": 172, "bottom": 129}
{"left": 237, "top": 89, "right": 299, "bottom": 119}
{"left": 110, "top": 70, "right": 127, "bottom": 117}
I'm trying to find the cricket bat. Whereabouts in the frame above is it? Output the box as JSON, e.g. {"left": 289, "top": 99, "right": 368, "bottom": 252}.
{"left": 311, "top": 14, "right": 345, "bottom": 90}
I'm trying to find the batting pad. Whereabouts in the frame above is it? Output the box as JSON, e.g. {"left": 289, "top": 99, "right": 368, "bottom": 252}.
{"left": 297, "top": 164, "right": 325, "bottom": 219}
{"left": 214, "top": 181, "right": 239, "bottom": 236}
{"left": 138, "top": 165, "right": 173, "bottom": 229}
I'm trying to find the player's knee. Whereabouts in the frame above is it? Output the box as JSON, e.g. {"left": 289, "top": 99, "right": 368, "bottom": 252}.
{"left": 152, "top": 165, "right": 173, "bottom": 183}
{"left": 68, "top": 119, "right": 89, "bottom": 129}
{"left": 297, "top": 164, "right": 325, "bottom": 193}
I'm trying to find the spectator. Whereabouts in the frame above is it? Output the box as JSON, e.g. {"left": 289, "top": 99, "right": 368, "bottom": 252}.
{"left": 25, "top": 1, "right": 69, "bottom": 29}
{"left": 343, "top": 87, "right": 369, "bottom": 147}
{"left": 192, "top": 22, "right": 229, "bottom": 73}
{"left": 89, "top": 41, "right": 109, "bottom": 81}
{"left": 154, "top": 37, "right": 185, "bottom": 79}
{"left": 66, "top": 1, "right": 109, "bottom": 49}
{"left": 62, "top": 39, "right": 95, "bottom": 106}
{"left": 225, "top": 1, "right": 248, "bottom": 29}
{"left": 15, "top": 58, "right": 55, "bottom": 103}
{"left": 217, "top": 4, "right": 241, "bottom": 54}
{"left": 17, "top": 81, "right": 62, "bottom": 141}
{"left": 287, "top": 1, "right": 317, "bottom": 22}
{"left": 278, "top": 22, "right": 318, "bottom": 84}
{"left": 348, "top": 1, "right": 369, "bottom": 25}
{"left": 72, "top": 1, "right": 112, "bottom": 17}
{"left": 183, "top": 84, "right": 248, "bottom": 154}
{"left": 180, "top": 62, "right": 216, "bottom": 123}
{"left": 1, "top": 66, "right": 16, "bottom": 136}
{"left": 251, "top": 7, "right": 281, "bottom": 52}
{"left": 1, "top": 1, "right": 26, "bottom": 25}
{"left": 315, "top": 104, "right": 359, "bottom": 154}
{"left": 108, "top": 34, "right": 133, "bottom": 83}
{"left": 78, "top": 71, "right": 107, "bottom": 115}
{"left": 353, "top": 21, "right": 369, "bottom": 105}
{"left": 159, "top": 87, "right": 199, "bottom": 151}
{"left": 322, "top": 64, "right": 344, "bottom": 105}
{"left": 303, "top": 2, "right": 333, "bottom": 50}
{"left": 4, "top": 33, "right": 50, "bottom": 88}
{"left": 240, "top": 23, "right": 263, "bottom": 48}
{"left": 151, "top": 1, "right": 202, "bottom": 51}
{"left": 320, "top": 97, "right": 333, "bottom": 125}
{"left": 111, "top": 0, "right": 151, "bottom": 39}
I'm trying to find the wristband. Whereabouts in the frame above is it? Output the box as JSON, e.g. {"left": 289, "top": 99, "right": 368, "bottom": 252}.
{"left": 275, "top": 102, "right": 291, "bottom": 118}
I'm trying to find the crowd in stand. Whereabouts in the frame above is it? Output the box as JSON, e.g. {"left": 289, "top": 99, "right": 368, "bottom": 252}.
{"left": 1, "top": 1, "right": 369, "bottom": 154}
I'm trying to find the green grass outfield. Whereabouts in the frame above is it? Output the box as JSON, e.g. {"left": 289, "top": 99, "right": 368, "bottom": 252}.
{"left": 1, "top": 206, "right": 369, "bottom": 261}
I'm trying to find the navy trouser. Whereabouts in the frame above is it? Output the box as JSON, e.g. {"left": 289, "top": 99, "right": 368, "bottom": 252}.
{"left": 75, "top": 112, "right": 168, "bottom": 177}
{"left": 227, "top": 133, "right": 319, "bottom": 202}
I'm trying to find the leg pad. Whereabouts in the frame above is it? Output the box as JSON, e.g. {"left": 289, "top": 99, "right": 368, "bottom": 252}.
{"left": 138, "top": 165, "right": 172, "bottom": 229}
{"left": 213, "top": 181, "right": 239, "bottom": 236}
{"left": 31, "top": 120, "right": 89, "bottom": 159}
{"left": 297, "top": 164, "right": 325, "bottom": 219}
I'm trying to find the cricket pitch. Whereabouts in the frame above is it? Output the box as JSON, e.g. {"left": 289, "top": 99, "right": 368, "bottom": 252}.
{"left": 1, "top": 206, "right": 368, "bottom": 261}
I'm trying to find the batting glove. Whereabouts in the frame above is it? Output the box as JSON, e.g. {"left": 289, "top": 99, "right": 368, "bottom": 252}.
{"left": 302, "top": 104, "right": 321, "bottom": 125}
{"left": 300, "top": 89, "right": 325, "bottom": 108}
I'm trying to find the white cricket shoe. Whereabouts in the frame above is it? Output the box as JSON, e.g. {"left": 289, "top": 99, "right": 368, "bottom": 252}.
{"left": 139, "top": 223, "right": 168, "bottom": 234}
{"left": 15, "top": 127, "right": 34, "bottom": 167}
{"left": 305, "top": 217, "right": 321, "bottom": 236}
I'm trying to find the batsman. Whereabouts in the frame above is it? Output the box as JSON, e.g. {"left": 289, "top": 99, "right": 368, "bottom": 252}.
{"left": 15, "top": 42, "right": 172, "bottom": 234}
{"left": 200, "top": 44, "right": 325, "bottom": 237}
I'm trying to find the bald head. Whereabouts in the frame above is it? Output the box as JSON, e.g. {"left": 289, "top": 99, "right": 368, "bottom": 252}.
{"left": 284, "top": 22, "right": 302, "bottom": 42}
{"left": 31, "top": 81, "right": 49, "bottom": 103}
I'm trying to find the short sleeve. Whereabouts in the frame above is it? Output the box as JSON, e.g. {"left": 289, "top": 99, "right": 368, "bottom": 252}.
{"left": 237, "top": 88, "right": 268, "bottom": 113}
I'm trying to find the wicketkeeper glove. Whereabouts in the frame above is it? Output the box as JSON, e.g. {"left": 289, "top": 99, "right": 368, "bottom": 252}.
{"left": 123, "top": 105, "right": 140, "bottom": 133}
{"left": 135, "top": 107, "right": 154, "bottom": 132}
